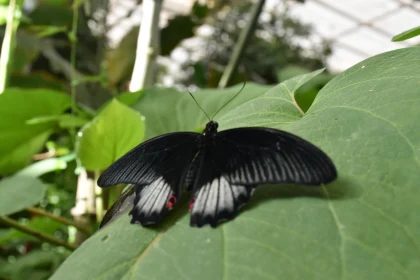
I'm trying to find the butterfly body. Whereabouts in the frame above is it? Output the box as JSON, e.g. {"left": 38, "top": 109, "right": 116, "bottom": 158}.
{"left": 98, "top": 121, "right": 337, "bottom": 228}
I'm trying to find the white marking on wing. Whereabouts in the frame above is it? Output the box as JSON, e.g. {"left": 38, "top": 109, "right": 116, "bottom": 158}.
{"left": 218, "top": 177, "right": 234, "bottom": 211}
{"left": 204, "top": 178, "right": 219, "bottom": 216}
{"left": 135, "top": 177, "right": 172, "bottom": 215}
{"left": 194, "top": 177, "right": 252, "bottom": 209}
{"left": 193, "top": 184, "right": 210, "bottom": 214}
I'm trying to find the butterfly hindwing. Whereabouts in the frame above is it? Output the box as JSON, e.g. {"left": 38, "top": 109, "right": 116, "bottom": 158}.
{"left": 98, "top": 132, "right": 199, "bottom": 226}
{"left": 188, "top": 151, "right": 257, "bottom": 227}
{"left": 190, "top": 176, "right": 256, "bottom": 227}
{"left": 130, "top": 177, "right": 179, "bottom": 225}
{"left": 99, "top": 184, "right": 136, "bottom": 228}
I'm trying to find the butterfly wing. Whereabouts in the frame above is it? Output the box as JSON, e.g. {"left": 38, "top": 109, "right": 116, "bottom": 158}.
{"left": 189, "top": 127, "right": 337, "bottom": 227}
{"left": 189, "top": 152, "right": 257, "bottom": 227}
{"left": 98, "top": 132, "right": 199, "bottom": 226}
{"left": 99, "top": 185, "right": 136, "bottom": 228}
{"left": 215, "top": 127, "right": 337, "bottom": 185}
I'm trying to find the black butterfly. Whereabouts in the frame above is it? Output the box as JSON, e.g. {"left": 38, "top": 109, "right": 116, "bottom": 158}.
{"left": 98, "top": 119, "right": 337, "bottom": 228}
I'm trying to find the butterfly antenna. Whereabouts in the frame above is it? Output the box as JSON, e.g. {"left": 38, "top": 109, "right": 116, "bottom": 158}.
{"left": 211, "top": 82, "right": 246, "bottom": 120}
{"left": 188, "top": 91, "right": 211, "bottom": 121}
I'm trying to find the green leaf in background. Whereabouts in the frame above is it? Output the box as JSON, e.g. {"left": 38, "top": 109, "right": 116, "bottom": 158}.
{"left": 52, "top": 47, "right": 420, "bottom": 279}
{"left": 76, "top": 99, "right": 145, "bottom": 170}
{"left": 0, "top": 88, "right": 71, "bottom": 174}
{"left": 392, "top": 25, "right": 420, "bottom": 42}
{"left": 0, "top": 175, "right": 45, "bottom": 216}
{"left": 134, "top": 83, "right": 272, "bottom": 139}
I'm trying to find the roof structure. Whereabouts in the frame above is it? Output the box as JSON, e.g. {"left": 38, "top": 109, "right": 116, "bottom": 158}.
{"left": 286, "top": 0, "right": 420, "bottom": 72}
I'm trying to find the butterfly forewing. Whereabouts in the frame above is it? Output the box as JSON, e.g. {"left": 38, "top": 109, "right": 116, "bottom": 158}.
{"left": 98, "top": 132, "right": 199, "bottom": 187}
{"left": 214, "top": 127, "right": 337, "bottom": 185}
{"left": 98, "top": 132, "right": 199, "bottom": 226}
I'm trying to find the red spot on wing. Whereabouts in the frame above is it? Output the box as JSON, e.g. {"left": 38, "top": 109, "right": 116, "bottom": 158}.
{"left": 189, "top": 196, "right": 196, "bottom": 211}
{"left": 167, "top": 195, "right": 177, "bottom": 210}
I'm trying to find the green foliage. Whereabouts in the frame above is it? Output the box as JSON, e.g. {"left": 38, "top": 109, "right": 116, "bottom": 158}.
{"left": 0, "top": 175, "right": 45, "bottom": 216}
{"left": 51, "top": 47, "right": 420, "bottom": 279}
{"left": 392, "top": 25, "right": 420, "bottom": 42}
{"left": 76, "top": 99, "right": 145, "bottom": 170}
{"left": 0, "top": 88, "right": 71, "bottom": 174}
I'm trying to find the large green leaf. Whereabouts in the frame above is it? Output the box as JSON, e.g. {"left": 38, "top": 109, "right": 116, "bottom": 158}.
{"left": 76, "top": 99, "right": 145, "bottom": 170}
{"left": 52, "top": 47, "right": 420, "bottom": 279}
{"left": 0, "top": 175, "right": 45, "bottom": 216}
{"left": 0, "top": 88, "right": 71, "bottom": 174}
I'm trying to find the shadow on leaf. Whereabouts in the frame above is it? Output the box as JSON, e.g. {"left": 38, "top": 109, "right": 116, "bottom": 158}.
{"left": 242, "top": 174, "right": 358, "bottom": 214}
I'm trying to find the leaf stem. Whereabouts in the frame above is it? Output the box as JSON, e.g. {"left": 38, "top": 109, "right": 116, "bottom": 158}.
{"left": 218, "top": 0, "right": 266, "bottom": 88}
{"left": 26, "top": 206, "right": 91, "bottom": 235}
{"left": 0, "top": 216, "right": 77, "bottom": 251}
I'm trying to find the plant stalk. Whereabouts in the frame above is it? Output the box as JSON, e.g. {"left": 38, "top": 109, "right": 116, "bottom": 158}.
{"left": 0, "top": 216, "right": 77, "bottom": 251}
{"left": 218, "top": 0, "right": 266, "bottom": 88}
{"left": 0, "top": 0, "right": 23, "bottom": 93}
{"left": 70, "top": 0, "right": 82, "bottom": 146}
{"left": 129, "top": 0, "right": 162, "bottom": 91}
